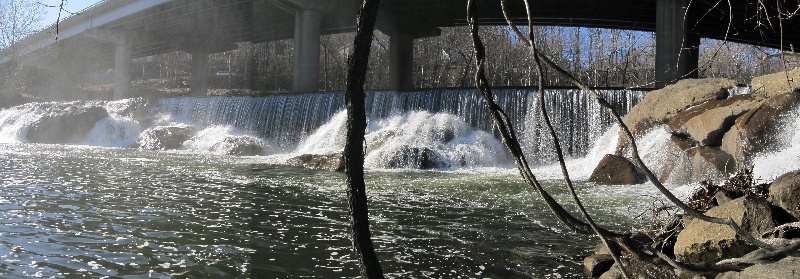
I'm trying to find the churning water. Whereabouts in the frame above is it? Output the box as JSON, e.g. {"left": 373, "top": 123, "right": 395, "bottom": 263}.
{"left": 5, "top": 87, "right": 780, "bottom": 278}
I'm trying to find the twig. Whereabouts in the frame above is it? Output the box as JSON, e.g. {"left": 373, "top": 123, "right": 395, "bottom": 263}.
{"left": 499, "top": 0, "right": 631, "bottom": 278}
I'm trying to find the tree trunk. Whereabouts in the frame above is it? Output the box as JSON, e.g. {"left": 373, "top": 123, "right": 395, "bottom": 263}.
{"left": 343, "top": 0, "right": 384, "bottom": 278}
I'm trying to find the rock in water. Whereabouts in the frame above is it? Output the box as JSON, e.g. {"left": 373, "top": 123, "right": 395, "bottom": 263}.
{"left": 721, "top": 92, "right": 800, "bottom": 166}
{"left": 286, "top": 153, "right": 345, "bottom": 172}
{"left": 386, "top": 146, "right": 448, "bottom": 170}
{"left": 134, "top": 125, "right": 197, "bottom": 150}
{"left": 688, "top": 146, "right": 736, "bottom": 182}
{"left": 213, "top": 136, "right": 265, "bottom": 156}
{"left": 769, "top": 169, "right": 800, "bottom": 220}
{"left": 589, "top": 154, "right": 647, "bottom": 185}
{"left": 583, "top": 254, "right": 614, "bottom": 278}
{"left": 673, "top": 196, "right": 791, "bottom": 265}
{"left": 27, "top": 105, "right": 109, "bottom": 144}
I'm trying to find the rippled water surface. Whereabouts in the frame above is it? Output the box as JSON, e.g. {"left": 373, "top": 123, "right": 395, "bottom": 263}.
{"left": 0, "top": 143, "right": 654, "bottom": 278}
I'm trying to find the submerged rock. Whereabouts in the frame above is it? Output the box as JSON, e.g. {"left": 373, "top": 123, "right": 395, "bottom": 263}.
{"left": 589, "top": 154, "right": 647, "bottom": 185}
{"left": 286, "top": 153, "right": 345, "bottom": 172}
{"left": 134, "top": 125, "right": 197, "bottom": 150}
{"left": 769, "top": 169, "right": 800, "bottom": 220}
{"left": 27, "top": 105, "right": 109, "bottom": 144}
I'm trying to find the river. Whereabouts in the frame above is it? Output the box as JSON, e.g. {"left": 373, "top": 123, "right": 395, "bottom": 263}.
{"left": 5, "top": 88, "right": 796, "bottom": 278}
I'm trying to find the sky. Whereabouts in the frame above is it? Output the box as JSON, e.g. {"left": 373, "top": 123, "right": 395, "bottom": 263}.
{"left": 38, "top": 0, "right": 100, "bottom": 28}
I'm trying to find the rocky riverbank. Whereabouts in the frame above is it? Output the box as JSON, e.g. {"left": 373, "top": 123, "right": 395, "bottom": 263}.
{"left": 585, "top": 169, "right": 800, "bottom": 278}
{"left": 590, "top": 70, "right": 800, "bottom": 185}
{"left": 585, "top": 69, "right": 800, "bottom": 278}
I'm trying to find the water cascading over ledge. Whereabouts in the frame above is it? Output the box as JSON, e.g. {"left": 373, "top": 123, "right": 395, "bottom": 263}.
{"left": 153, "top": 88, "right": 645, "bottom": 165}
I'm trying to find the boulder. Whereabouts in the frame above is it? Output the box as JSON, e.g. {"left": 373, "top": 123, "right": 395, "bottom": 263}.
{"left": 674, "top": 196, "right": 789, "bottom": 265}
{"left": 721, "top": 92, "right": 800, "bottom": 166}
{"left": 688, "top": 147, "right": 736, "bottom": 182}
{"left": 584, "top": 254, "right": 614, "bottom": 278}
{"left": 667, "top": 95, "right": 758, "bottom": 136}
{"left": 213, "top": 136, "right": 265, "bottom": 156}
{"left": 0, "top": 92, "right": 38, "bottom": 110}
{"left": 622, "top": 78, "right": 734, "bottom": 137}
{"left": 589, "top": 154, "right": 647, "bottom": 185}
{"left": 286, "top": 153, "right": 345, "bottom": 172}
{"left": 671, "top": 96, "right": 758, "bottom": 146}
{"left": 134, "top": 125, "right": 197, "bottom": 150}
{"left": 769, "top": 169, "right": 800, "bottom": 219}
{"left": 386, "top": 146, "right": 448, "bottom": 169}
{"left": 715, "top": 256, "right": 800, "bottom": 279}
{"left": 597, "top": 256, "right": 676, "bottom": 279}
{"left": 750, "top": 67, "right": 800, "bottom": 98}
{"left": 27, "top": 105, "right": 109, "bottom": 144}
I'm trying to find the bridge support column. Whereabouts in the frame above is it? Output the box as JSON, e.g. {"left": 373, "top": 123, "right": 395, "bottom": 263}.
{"left": 113, "top": 39, "right": 132, "bottom": 100}
{"left": 389, "top": 34, "right": 414, "bottom": 90}
{"left": 292, "top": 9, "right": 321, "bottom": 92}
{"left": 190, "top": 50, "right": 209, "bottom": 97}
{"left": 656, "top": 0, "right": 699, "bottom": 87}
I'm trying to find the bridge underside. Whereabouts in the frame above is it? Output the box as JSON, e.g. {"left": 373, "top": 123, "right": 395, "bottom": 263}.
{"left": 2, "top": 0, "right": 798, "bottom": 98}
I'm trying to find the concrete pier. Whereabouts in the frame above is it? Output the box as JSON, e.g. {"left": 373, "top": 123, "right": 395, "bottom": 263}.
{"left": 190, "top": 50, "right": 209, "bottom": 97}
{"left": 292, "top": 9, "right": 322, "bottom": 92}
{"left": 389, "top": 34, "right": 414, "bottom": 90}
{"left": 655, "top": 0, "right": 700, "bottom": 87}
{"left": 113, "top": 40, "right": 132, "bottom": 100}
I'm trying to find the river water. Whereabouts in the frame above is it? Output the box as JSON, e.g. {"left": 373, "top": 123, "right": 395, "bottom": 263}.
{"left": 0, "top": 143, "right": 662, "bottom": 278}
{"left": 4, "top": 88, "right": 796, "bottom": 278}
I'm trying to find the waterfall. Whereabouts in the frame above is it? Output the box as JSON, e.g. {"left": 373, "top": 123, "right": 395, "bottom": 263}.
{"left": 0, "top": 88, "right": 645, "bottom": 169}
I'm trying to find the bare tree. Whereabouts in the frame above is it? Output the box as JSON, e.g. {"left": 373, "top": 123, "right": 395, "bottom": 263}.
{"left": 0, "top": 0, "right": 44, "bottom": 83}
{"left": 344, "top": 0, "right": 385, "bottom": 277}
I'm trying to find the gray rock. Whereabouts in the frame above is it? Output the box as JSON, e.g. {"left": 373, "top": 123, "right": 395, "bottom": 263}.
{"left": 584, "top": 254, "right": 614, "bottom": 278}
{"left": 769, "top": 169, "right": 800, "bottom": 220}
{"left": 27, "top": 104, "right": 109, "bottom": 144}
{"left": 589, "top": 154, "right": 647, "bottom": 185}
{"left": 386, "top": 146, "right": 448, "bottom": 169}
{"left": 134, "top": 125, "right": 197, "bottom": 150}
{"left": 215, "top": 136, "right": 265, "bottom": 156}
{"left": 286, "top": 153, "right": 345, "bottom": 172}
{"left": 715, "top": 256, "right": 800, "bottom": 279}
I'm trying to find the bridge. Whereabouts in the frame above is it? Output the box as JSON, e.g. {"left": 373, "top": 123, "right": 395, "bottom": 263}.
{"left": 0, "top": 0, "right": 796, "bottom": 99}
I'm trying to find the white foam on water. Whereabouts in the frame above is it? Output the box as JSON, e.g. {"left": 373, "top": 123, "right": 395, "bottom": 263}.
{"left": 292, "top": 110, "right": 348, "bottom": 155}
{"left": 363, "top": 111, "right": 510, "bottom": 169}
{"left": 752, "top": 107, "right": 800, "bottom": 180}
{"left": 0, "top": 103, "right": 43, "bottom": 143}
{"left": 286, "top": 110, "right": 511, "bottom": 170}
{"left": 182, "top": 125, "right": 272, "bottom": 155}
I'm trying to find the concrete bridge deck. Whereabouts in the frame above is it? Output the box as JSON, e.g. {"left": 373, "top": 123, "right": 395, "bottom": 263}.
{"left": 1, "top": 0, "right": 797, "bottom": 98}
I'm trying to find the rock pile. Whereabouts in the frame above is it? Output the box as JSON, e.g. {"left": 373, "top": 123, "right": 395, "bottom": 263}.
{"left": 584, "top": 169, "right": 800, "bottom": 278}
{"left": 591, "top": 70, "right": 800, "bottom": 185}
